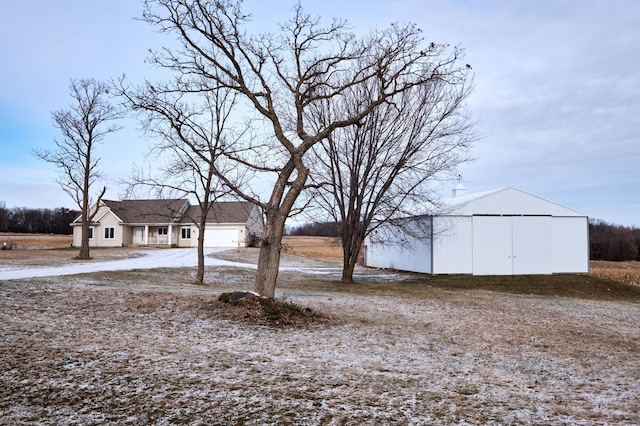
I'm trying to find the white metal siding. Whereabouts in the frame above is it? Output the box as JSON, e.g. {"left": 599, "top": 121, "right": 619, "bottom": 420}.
{"left": 204, "top": 227, "right": 239, "bottom": 247}
{"left": 472, "top": 216, "right": 513, "bottom": 275}
{"left": 551, "top": 217, "right": 589, "bottom": 273}
{"left": 432, "top": 216, "right": 472, "bottom": 274}
{"left": 364, "top": 218, "right": 433, "bottom": 273}
{"left": 512, "top": 216, "right": 552, "bottom": 274}
{"left": 365, "top": 238, "right": 432, "bottom": 273}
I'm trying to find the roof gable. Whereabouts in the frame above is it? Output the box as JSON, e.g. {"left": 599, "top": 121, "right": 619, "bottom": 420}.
{"left": 445, "top": 187, "right": 587, "bottom": 217}
{"left": 95, "top": 207, "right": 123, "bottom": 223}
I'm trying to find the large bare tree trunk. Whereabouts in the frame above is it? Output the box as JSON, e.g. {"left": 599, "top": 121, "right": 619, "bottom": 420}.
{"left": 78, "top": 210, "right": 91, "bottom": 259}
{"left": 77, "top": 159, "right": 92, "bottom": 260}
{"left": 78, "top": 185, "right": 106, "bottom": 260}
{"left": 255, "top": 246, "right": 281, "bottom": 298}
{"left": 195, "top": 217, "right": 207, "bottom": 283}
{"left": 342, "top": 254, "right": 357, "bottom": 283}
{"left": 253, "top": 159, "right": 306, "bottom": 298}
{"left": 341, "top": 243, "right": 358, "bottom": 283}
{"left": 340, "top": 225, "right": 363, "bottom": 283}
{"left": 254, "top": 207, "right": 287, "bottom": 298}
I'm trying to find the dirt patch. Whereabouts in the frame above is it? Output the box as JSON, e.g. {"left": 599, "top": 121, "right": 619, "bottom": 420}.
{"left": 214, "top": 291, "right": 334, "bottom": 327}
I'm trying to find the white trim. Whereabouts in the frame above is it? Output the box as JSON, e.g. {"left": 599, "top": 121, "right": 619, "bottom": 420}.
{"left": 95, "top": 208, "right": 124, "bottom": 224}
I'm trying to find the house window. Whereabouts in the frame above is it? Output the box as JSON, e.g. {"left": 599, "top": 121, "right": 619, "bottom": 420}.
{"left": 158, "top": 227, "right": 168, "bottom": 236}
{"left": 104, "top": 227, "right": 115, "bottom": 239}
{"left": 88, "top": 227, "right": 94, "bottom": 239}
{"left": 181, "top": 227, "right": 191, "bottom": 239}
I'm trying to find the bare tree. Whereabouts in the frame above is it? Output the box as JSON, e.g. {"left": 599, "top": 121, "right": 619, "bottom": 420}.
{"left": 116, "top": 78, "right": 244, "bottom": 283}
{"left": 34, "top": 78, "right": 122, "bottom": 259}
{"left": 140, "top": 0, "right": 465, "bottom": 298}
{"left": 307, "top": 69, "right": 474, "bottom": 282}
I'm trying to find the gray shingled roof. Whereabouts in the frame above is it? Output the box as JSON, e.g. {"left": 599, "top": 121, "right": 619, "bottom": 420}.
{"left": 102, "top": 199, "right": 189, "bottom": 224}
{"left": 181, "top": 201, "right": 256, "bottom": 224}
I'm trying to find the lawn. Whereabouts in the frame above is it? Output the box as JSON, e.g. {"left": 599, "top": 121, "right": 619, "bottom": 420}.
{"left": 1, "top": 241, "right": 639, "bottom": 424}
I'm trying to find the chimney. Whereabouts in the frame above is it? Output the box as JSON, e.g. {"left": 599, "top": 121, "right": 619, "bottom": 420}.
{"left": 452, "top": 183, "right": 467, "bottom": 197}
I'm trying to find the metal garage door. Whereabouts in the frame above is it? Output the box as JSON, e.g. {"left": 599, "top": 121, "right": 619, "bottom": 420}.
{"left": 203, "top": 228, "right": 238, "bottom": 247}
{"left": 473, "top": 216, "right": 513, "bottom": 275}
{"left": 472, "top": 216, "right": 552, "bottom": 275}
{"left": 512, "top": 216, "right": 552, "bottom": 274}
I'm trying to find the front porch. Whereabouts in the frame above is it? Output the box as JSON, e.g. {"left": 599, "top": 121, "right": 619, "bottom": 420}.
{"left": 132, "top": 225, "right": 178, "bottom": 246}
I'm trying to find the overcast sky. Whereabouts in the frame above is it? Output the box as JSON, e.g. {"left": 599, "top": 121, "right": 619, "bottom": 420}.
{"left": 1, "top": 0, "right": 638, "bottom": 227}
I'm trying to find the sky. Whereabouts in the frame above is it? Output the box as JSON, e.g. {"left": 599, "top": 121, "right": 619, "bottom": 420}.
{"left": 1, "top": 0, "right": 638, "bottom": 227}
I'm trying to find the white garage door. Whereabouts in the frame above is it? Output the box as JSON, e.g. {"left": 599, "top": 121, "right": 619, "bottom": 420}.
{"left": 472, "top": 216, "right": 552, "bottom": 275}
{"left": 512, "top": 216, "right": 552, "bottom": 275}
{"left": 473, "top": 216, "right": 513, "bottom": 275}
{"left": 203, "top": 228, "right": 239, "bottom": 247}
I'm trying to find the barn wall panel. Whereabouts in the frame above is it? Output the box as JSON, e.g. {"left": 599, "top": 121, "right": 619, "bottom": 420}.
{"left": 552, "top": 217, "right": 589, "bottom": 273}
{"left": 432, "top": 216, "right": 472, "bottom": 274}
{"left": 364, "top": 217, "right": 432, "bottom": 274}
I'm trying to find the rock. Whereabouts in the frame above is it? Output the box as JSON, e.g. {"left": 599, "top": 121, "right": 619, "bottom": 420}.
{"left": 228, "top": 291, "right": 261, "bottom": 303}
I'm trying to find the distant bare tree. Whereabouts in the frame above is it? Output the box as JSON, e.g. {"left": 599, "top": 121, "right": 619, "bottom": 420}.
{"left": 632, "top": 228, "right": 640, "bottom": 261}
{"left": 0, "top": 202, "right": 8, "bottom": 232}
{"left": 607, "top": 227, "right": 638, "bottom": 261}
{"left": 308, "top": 69, "right": 474, "bottom": 282}
{"left": 116, "top": 77, "right": 244, "bottom": 283}
{"left": 34, "top": 78, "right": 123, "bottom": 259}
{"left": 141, "top": 0, "right": 466, "bottom": 298}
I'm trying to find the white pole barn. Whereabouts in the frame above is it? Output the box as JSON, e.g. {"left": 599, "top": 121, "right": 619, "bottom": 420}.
{"left": 364, "top": 187, "right": 589, "bottom": 275}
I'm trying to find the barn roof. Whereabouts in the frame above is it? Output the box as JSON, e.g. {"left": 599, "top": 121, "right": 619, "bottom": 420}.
{"left": 444, "top": 187, "right": 587, "bottom": 217}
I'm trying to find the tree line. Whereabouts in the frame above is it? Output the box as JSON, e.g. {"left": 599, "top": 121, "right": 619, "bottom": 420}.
{"left": 287, "top": 222, "right": 340, "bottom": 238}
{"left": 0, "top": 202, "right": 76, "bottom": 235}
{"left": 589, "top": 219, "right": 639, "bottom": 261}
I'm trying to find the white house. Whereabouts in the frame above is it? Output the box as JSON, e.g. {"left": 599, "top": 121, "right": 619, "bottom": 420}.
{"left": 364, "top": 187, "right": 589, "bottom": 275}
{"left": 71, "top": 199, "right": 263, "bottom": 248}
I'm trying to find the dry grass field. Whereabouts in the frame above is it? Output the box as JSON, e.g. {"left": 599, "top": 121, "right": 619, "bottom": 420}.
{"left": 0, "top": 233, "right": 73, "bottom": 250}
{"left": 2, "top": 234, "right": 640, "bottom": 424}
{"left": 282, "top": 236, "right": 344, "bottom": 261}
{"left": 590, "top": 260, "right": 640, "bottom": 286}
